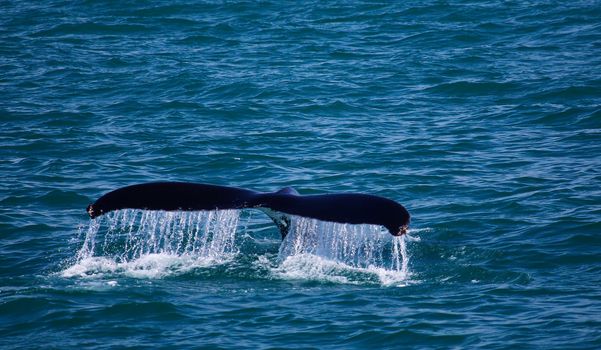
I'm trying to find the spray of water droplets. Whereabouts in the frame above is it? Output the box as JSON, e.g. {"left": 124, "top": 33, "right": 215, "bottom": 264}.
{"left": 63, "top": 209, "right": 240, "bottom": 278}
{"left": 274, "top": 216, "right": 411, "bottom": 285}
{"left": 79, "top": 209, "right": 239, "bottom": 260}
{"left": 64, "top": 209, "right": 412, "bottom": 285}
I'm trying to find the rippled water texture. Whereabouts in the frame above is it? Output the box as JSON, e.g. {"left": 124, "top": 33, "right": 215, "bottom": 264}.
{"left": 1, "top": 1, "right": 601, "bottom": 348}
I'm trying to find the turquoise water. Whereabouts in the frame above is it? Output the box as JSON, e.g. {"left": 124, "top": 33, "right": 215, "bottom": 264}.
{"left": 2, "top": 1, "right": 601, "bottom": 348}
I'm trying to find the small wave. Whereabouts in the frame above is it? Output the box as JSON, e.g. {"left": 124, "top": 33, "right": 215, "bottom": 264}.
{"left": 177, "top": 35, "right": 225, "bottom": 45}
{"left": 32, "top": 22, "right": 151, "bottom": 38}
{"left": 425, "top": 80, "right": 520, "bottom": 96}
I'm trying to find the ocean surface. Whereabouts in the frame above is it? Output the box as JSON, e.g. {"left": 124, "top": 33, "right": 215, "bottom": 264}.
{"left": 1, "top": 1, "right": 601, "bottom": 348}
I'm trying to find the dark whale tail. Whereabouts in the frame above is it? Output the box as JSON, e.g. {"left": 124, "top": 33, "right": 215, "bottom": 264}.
{"left": 86, "top": 182, "right": 410, "bottom": 238}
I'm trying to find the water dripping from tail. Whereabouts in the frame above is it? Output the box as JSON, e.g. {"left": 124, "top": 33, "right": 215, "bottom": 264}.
{"left": 63, "top": 209, "right": 240, "bottom": 278}
{"left": 64, "top": 209, "right": 414, "bottom": 285}
{"left": 274, "top": 217, "right": 412, "bottom": 286}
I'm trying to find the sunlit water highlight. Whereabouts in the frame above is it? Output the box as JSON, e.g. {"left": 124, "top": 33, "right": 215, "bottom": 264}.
{"left": 63, "top": 210, "right": 411, "bottom": 285}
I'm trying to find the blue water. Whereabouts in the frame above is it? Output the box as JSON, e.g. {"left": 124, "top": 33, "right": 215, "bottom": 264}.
{"left": 2, "top": 1, "right": 601, "bottom": 348}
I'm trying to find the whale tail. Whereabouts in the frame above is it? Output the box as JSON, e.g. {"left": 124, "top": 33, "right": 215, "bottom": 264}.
{"left": 86, "top": 182, "right": 410, "bottom": 238}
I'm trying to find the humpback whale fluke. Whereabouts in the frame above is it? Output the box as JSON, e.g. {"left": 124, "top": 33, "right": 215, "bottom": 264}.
{"left": 86, "top": 182, "right": 410, "bottom": 237}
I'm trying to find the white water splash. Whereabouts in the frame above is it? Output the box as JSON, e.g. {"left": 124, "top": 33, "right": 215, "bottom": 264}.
{"left": 62, "top": 254, "right": 223, "bottom": 279}
{"left": 65, "top": 210, "right": 414, "bottom": 286}
{"left": 64, "top": 209, "right": 240, "bottom": 278}
{"left": 275, "top": 217, "right": 412, "bottom": 286}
